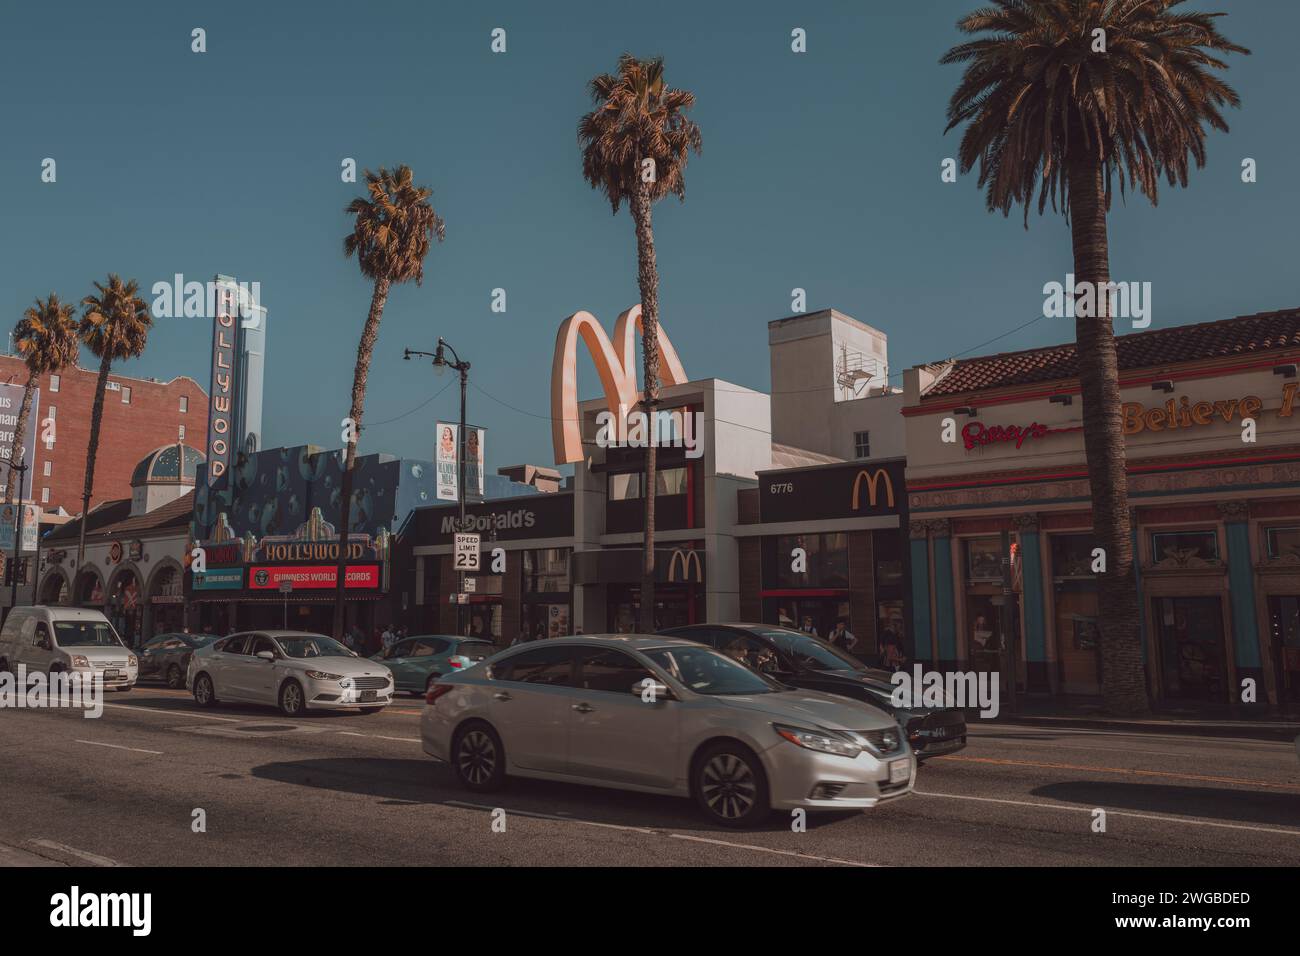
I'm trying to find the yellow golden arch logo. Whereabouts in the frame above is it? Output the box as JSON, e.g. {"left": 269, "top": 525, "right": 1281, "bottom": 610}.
{"left": 850, "top": 468, "right": 895, "bottom": 510}
{"left": 550, "top": 305, "right": 688, "bottom": 465}
{"left": 667, "top": 548, "right": 703, "bottom": 583}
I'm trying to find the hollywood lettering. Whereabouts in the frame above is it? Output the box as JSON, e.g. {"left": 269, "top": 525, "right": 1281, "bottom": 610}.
{"left": 256, "top": 538, "right": 374, "bottom": 563}
{"left": 961, "top": 421, "right": 1079, "bottom": 451}
{"left": 206, "top": 286, "right": 238, "bottom": 484}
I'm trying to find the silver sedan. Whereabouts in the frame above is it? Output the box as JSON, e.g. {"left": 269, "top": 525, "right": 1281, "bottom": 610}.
{"left": 187, "top": 631, "right": 394, "bottom": 716}
{"left": 422, "top": 635, "right": 914, "bottom": 828}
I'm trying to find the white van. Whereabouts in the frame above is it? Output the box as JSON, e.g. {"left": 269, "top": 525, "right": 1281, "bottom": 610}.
{"left": 0, "top": 606, "right": 138, "bottom": 690}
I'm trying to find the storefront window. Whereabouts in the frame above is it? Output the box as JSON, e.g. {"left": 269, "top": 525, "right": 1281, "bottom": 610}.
{"left": 1265, "top": 526, "right": 1300, "bottom": 560}
{"left": 965, "top": 537, "right": 1004, "bottom": 583}
{"left": 1050, "top": 534, "right": 1095, "bottom": 579}
{"left": 1268, "top": 596, "right": 1300, "bottom": 703}
{"left": 523, "top": 548, "right": 570, "bottom": 592}
{"left": 768, "top": 533, "right": 849, "bottom": 589}
{"left": 608, "top": 467, "right": 687, "bottom": 499}
{"left": 1150, "top": 529, "right": 1219, "bottom": 563}
{"left": 1154, "top": 596, "right": 1226, "bottom": 701}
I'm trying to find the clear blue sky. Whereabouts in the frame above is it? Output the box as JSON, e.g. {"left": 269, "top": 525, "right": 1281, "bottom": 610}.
{"left": 2, "top": 0, "right": 1295, "bottom": 474}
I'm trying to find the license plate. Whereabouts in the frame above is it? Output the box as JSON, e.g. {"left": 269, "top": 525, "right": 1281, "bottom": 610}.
{"left": 360, "top": 690, "right": 377, "bottom": 702}
{"left": 926, "top": 738, "right": 964, "bottom": 754}
{"left": 888, "top": 758, "right": 911, "bottom": 784}
{"left": 103, "top": 669, "right": 120, "bottom": 679}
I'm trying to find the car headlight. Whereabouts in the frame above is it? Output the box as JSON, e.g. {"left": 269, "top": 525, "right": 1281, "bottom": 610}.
{"left": 774, "top": 724, "right": 863, "bottom": 758}
{"left": 71, "top": 655, "right": 89, "bottom": 668}
{"left": 306, "top": 670, "right": 343, "bottom": 681}
{"left": 870, "top": 728, "right": 902, "bottom": 755}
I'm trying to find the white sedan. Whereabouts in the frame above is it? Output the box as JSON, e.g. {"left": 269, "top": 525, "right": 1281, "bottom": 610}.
{"left": 187, "top": 631, "right": 394, "bottom": 716}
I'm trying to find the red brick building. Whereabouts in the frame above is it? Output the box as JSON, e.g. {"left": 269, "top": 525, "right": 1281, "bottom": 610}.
{"left": 0, "top": 355, "right": 206, "bottom": 514}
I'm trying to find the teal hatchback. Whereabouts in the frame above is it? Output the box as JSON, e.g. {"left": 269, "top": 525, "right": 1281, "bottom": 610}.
{"left": 371, "top": 635, "right": 496, "bottom": 696}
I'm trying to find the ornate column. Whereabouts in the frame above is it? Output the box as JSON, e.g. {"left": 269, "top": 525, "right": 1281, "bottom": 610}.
{"left": 908, "top": 519, "right": 932, "bottom": 665}
{"left": 1219, "top": 500, "right": 1263, "bottom": 706}
{"left": 1013, "top": 512, "right": 1049, "bottom": 691}
{"left": 930, "top": 518, "right": 957, "bottom": 667}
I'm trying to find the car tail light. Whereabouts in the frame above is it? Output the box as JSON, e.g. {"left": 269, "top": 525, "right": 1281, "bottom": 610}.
{"left": 426, "top": 683, "right": 456, "bottom": 706}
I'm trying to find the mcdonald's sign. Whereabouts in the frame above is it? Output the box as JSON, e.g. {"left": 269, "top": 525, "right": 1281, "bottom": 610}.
{"left": 550, "top": 306, "right": 688, "bottom": 465}
{"left": 666, "top": 548, "right": 703, "bottom": 583}
{"left": 759, "top": 460, "right": 906, "bottom": 523}
{"left": 850, "top": 468, "right": 895, "bottom": 510}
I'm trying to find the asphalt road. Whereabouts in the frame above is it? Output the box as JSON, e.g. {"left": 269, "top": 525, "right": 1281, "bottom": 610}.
{"left": 2, "top": 685, "right": 1297, "bottom": 867}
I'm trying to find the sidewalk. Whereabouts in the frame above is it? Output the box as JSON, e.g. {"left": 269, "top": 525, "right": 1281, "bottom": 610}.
{"left": 983, "top": 698, "right": 1300, "bottom": 742}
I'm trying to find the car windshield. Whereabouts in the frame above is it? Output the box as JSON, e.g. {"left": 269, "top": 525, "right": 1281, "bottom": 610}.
{"left": 756, "top": 627, "right": 863, "bottom": 672}
{"left": 455, "top": 642, "right": 494, "bottom": 660}
{"left": 644, "top": 645, "right": 782, "bottom": 696}
{"left": 275, "top": 636, "right": 354, "bottom": 659}
{"left": 53, "top": 621, "right": 125, "bottom": 648}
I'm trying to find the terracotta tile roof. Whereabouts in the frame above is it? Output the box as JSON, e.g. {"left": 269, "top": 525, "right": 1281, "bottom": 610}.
{"left": 922, "top": 308, "right": 1300, "bottom": 399}
{"left": 45, "top": 493, "right": 192, "bottom": 544}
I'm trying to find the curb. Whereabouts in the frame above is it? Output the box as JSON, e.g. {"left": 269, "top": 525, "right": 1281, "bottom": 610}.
{"left": 988, "top": 714, "right": 1300, "bottom": 742}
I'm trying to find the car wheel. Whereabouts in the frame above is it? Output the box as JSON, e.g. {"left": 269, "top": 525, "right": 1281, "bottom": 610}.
{"left": 165, "top": 664, "right": 184, "bottom": 689}
{"left": 451, "top": 722, "right": 506, "bottom": 792}
{"left": 278, "top": 680, "right": 306, "bottom": 717}
{"left": 193, "top": 673, "right": 218, "bottom": 708}
{"left": 358, "top": 706, "right": 383, "bottom": 715}
{"left": 693, "top": 742, "right": 771, "bottom": 829}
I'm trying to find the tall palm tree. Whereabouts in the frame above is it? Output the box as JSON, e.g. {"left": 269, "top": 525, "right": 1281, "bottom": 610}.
{"left": 941, "top": 0, "right": 1247, "bottom": 714}
{"left": 579, "top": 53, "right": 702, "bottom": 632}
{"left": 9, "top": 295, "right": 80, "bottom": 506}
{"left": 78, "top": 275, "right": 152, "bottom": 567}
{"left": 336, "top": 165, "right": 444, "bottom": 639}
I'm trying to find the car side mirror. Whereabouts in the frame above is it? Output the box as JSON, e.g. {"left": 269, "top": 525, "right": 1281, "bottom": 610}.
{"left": 256, "top": 650, "right": 275, "bottom": 662}
{"left": 37, "top": 638, "right": 51, "bottom": 650}
{"left": 631, "top": 680, "right": 672, "bottom": 702}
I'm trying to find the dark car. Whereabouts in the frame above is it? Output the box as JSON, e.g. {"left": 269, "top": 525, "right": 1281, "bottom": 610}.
{"left": 660, "top": 623, "right": 967, "bottom": 760}
{"left": 139, "top": 632, "right": 218, "bottom": 688}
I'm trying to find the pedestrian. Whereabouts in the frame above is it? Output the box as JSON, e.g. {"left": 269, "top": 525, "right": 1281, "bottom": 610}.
{"left": 828, "top": 619, "right": 857, "bottom": 653}
{"left": 381, "top": 624, "right": 395, "bottom": 650}
{"left": 879, "top": 628, "right": 907, "bottom": 673}
{"left": 800, "top": 615, "right": 818, "bottom": 638}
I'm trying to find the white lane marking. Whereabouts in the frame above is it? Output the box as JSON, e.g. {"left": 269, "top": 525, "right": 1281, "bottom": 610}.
{"left": 337, "top": 731, "right": 420, "bottom": 743}
{"left": 913, "top": 789, "right": 1300, "bottom": 838}
{"left": 27, "top": 840, "right": 121, "bottom": 867}
{"left": 75, "top": 739, "right": 163, "bottom": 755}
{"left": 668, "top": 833, "right": 879, "bottom": 867}
{"left": 446, "top": 800, "right": 658, "bottom": 834}
{"left": 447, "top": 801, "right": 880, "bottom": 866}
{"left": 103, "top": 703, "right": 241, "bottom": 722}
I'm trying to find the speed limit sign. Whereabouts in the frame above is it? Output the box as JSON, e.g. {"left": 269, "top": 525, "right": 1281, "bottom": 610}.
{"left": 454, "top": 533, "right": 481, "bottom": 572}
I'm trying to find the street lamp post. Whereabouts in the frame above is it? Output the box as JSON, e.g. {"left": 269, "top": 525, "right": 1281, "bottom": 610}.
{"left": 2, "top": 459, "right": 30, "bottom": 621}
{"left": 405, "top": 339, "right": 471, "bottom": 637}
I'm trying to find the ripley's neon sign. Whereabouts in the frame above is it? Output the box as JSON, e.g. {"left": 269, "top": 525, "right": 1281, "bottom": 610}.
{"left": 962, "top": 420, "right": 1081, "bottom": 451}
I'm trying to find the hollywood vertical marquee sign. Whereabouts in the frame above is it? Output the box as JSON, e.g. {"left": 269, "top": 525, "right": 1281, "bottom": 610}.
{"left": 206, "top": 285, "right": 238, "bottom": 484}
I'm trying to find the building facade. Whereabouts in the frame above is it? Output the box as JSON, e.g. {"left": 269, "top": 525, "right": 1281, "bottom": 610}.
{"left": 903, "top": 308, "right": 1300, "bottom": 714}
{"left": 0, "top": 355, "right": 204, "bottom": 513}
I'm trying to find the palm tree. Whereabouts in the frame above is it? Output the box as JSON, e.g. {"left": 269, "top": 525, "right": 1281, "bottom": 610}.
{"left": 941, "top": 0, "right": 1247, "bottom": 714}
{"left": 579, "top": 53, "right": 702, "bottom": 632}
{"left": 78, "top": 275, "right": 152, "bottom": 567}
{"left": 8, "top": 295, "right": 80, "bottom": 506}
{"left": 336, "top": 165, "right": 444, "bottom": 639}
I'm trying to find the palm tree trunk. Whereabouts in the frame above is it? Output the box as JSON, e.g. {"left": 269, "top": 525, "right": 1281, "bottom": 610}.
{"left": 77, "top": 352, "right": 114, "bottom": 572}
{"left": 1067, "top": 148, "right": 1148, "bottom": 716}
{"left": 630, "top": 180, "right": 660, "bottom": 633}
{"left": 6, "top": 371, "right": 38, "bottom": 505}
{"left": 332, "top": 277, "right": 390, "bottom": 641}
